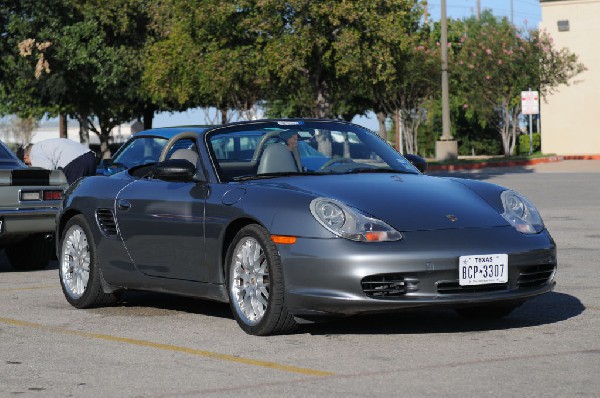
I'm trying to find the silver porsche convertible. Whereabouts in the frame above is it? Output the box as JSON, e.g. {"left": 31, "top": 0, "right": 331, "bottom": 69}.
{"left": 56, "top": 119, "right": 556, "bottom": 335}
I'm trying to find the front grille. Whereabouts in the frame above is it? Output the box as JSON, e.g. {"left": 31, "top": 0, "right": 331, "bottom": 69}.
{"left": 518, "top": 264, "right": 555, "bottom": 288}
{"left": 96, "top": 208, "right": 118, "bottom": 236}
{"left": 361, "top": 274, "right": 419, "bottom": 298}
{"left": 437, "top": 281, "right": 508, "bottom": 294}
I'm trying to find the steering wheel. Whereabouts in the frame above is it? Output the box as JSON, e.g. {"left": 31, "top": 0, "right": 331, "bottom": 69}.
{"left": 318, "top": 157, "right": 354, "bottom": 171}
{"left": 158, "top": 131, "right": 200, "bottom": 162}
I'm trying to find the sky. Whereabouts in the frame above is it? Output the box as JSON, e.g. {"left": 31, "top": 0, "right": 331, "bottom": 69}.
{"left": 426, "top": 0, "right": 541, "bottom": 28}
{"left": 153, "top": 0, "right": 543, "bottom": 131}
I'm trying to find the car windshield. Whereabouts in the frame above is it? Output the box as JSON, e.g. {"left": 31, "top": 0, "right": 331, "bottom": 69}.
{"left": 206, "top": 120, "right": 419, "bottom": 182}
{"left": 113, "top": 136, "right": 196, "bottom": 168}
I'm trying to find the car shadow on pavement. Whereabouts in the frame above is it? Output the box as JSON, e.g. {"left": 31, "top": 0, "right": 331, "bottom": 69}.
{"left": 0, "top": 251, "right": 59, "bottom": 273}
{"left": 301, "top": 292, "right": 584, "bottom": 336}
{"left": 91, "top": 290, "right": 584, "bottom": 335}
{"left": 99, "top": 291, "right": 235, "bottom": 320}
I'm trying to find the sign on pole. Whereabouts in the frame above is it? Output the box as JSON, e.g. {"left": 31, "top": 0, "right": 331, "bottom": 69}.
{"left": 522, "top": 90, "right": 539, "bottom": 155}
{"left": 521, "top": 91, "right": 539, "bottom": 115}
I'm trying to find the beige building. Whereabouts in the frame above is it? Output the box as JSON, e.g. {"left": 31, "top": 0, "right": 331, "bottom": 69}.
{"left": 539, "top": 0, "right": 600, "bottom": 155}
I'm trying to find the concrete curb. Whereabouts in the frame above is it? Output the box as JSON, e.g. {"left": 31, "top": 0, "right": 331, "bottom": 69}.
{"left": 427, "top": 154, "right": 600, "bottom": 172}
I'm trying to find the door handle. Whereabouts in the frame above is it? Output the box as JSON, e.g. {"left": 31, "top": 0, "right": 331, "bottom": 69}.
{"left": 117, "top": 199, "right": 131, "bottom": 211}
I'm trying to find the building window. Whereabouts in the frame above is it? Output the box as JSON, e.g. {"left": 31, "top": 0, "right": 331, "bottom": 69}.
{"left": 557, "top": 20, "right": 570, "bottom": 32}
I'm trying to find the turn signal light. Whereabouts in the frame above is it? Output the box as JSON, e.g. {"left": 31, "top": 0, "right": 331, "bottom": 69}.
{"left": 271, "top": 235, "right": 297, "bottom": 244}
{"left": 365, "top": 231, "right": 387, "bottom": 242}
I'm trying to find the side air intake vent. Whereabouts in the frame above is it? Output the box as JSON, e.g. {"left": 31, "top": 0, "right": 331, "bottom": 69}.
{"left": 96, "top": 208, "right": 118, "bottom": 237}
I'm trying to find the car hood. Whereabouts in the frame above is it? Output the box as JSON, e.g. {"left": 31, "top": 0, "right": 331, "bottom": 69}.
{"left": 246, "top": 173, "right": 509, "bottom": 231}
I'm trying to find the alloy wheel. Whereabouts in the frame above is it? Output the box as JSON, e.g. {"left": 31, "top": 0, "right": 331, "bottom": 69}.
{"left": 61, "top": 225, "right": 90, "bottom": 299}
{"left": 230, "top": 237, "right": 269, "bottom": 325}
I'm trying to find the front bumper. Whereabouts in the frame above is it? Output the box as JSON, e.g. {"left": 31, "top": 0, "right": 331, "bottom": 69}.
{"left": 278, "top": 226, "right": 557, "bottom": 316}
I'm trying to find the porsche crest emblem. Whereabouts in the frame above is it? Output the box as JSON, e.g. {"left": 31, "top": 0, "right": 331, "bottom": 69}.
{"left": 446, "top": 214, "right": 458, "bottom": 222}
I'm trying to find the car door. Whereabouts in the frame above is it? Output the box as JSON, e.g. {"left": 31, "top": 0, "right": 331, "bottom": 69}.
{"left": 114, "top": 178, "right": 209, "bottom": 281}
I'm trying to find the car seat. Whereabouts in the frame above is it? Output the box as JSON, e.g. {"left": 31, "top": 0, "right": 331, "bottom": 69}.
{"left": 257, "top": 143, "right": 299, "bottom": 174}
{"left": 170, "top": 148, "right": 198, "bottom": 167}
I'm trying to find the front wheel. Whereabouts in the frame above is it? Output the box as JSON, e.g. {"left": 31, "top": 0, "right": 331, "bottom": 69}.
{"left": 226, "top": 224, "right": 297, "bottom": 335}
{"left": 59, "top": 215, "right": 117, "bottom": 308}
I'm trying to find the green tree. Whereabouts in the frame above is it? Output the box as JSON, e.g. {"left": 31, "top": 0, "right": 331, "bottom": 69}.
{"left": 379, "top": 30, "right": 439, "bottom": 155}
{"left": 2, "top": 0, "right": 169, "bottom": 158}
{"left": 0, "top": 0, "right": 69, "bottom": 121}
{"left": 143, "top": 0, "right": 265, "bottom": 123}
{"left": 452, "top": 12, "right": 586, "bottom": 155}
{"left": 253, "top": 0, "right": 421, "bottom": 122}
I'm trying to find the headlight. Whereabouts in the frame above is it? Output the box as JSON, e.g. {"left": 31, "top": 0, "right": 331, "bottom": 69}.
{"left": 501, "top": 190, "right": 544, "bottom": 234}
{"left": 310, "top": 198, "right": 402, "bottom": 242}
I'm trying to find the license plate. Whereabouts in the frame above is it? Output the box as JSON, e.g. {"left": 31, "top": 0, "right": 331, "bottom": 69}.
{"left": 459, "top": 254, "right": 508, "bottom": 286}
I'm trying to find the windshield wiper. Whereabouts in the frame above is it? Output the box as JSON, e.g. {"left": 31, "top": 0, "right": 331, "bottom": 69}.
{"left": 232, "top": 172, "right": 307, "bottom": 181}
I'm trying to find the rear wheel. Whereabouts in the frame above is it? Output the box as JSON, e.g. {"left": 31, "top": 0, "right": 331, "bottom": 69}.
{"left": 6, "top": 234, "right": 54, "bottom": 271}
{"left": 455, "top": 303, "right": 519, "bottom": 319}
{"left": 59, "top": 215, "right": 117, "bottom": 308}
{"left": 226, "top": 224, "right": 297, "bottom": 335}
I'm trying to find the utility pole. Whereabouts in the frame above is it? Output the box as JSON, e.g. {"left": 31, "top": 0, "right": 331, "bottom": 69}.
{"left": 435, "top": 0, "right": 458, "bottom": 161}
{"left": 477, "top": 0, "right": 481, "bottom": 20}
{"left": 511, "top": 0, "right": 514, "bottom": 24}
{"left": 440, "top": 1, "right": 451, "bottom": 141}
{"left": 423, "top": 0, "right": 428, "bottom": 24}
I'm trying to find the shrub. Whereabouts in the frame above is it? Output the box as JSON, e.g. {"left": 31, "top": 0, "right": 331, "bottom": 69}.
{"left": 518, "top": 133, "right": 541, "bottom": 154}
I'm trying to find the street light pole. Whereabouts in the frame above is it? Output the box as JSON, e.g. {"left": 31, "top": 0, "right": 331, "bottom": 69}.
{"left": 440, "top": 0, "right": 451, "bottom": 141}
{"left": 511, "top": 0, "right": 514, "bottom": 24}
{"left": 435, "top": 0, "right": 458, "bottom": 160}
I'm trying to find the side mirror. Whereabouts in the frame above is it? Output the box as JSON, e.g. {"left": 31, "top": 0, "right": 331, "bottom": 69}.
{"left": 152, "top": 159, "right": 198, "bottom": 182}
{"left": 404, "top": 154, "right": 428, "bottom": 174}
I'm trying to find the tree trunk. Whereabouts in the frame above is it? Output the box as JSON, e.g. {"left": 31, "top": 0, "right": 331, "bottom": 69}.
{"left": 509, "top": 111, "right": 519, "bottom": 156}
{"left": 315, "top": 130, "right": 332, "bottom": 157}
{"left": 394, "top": 110, "right": 403, "bottom": 154}
{"left": 77, "top": 114, "right": 90, "bottom": 147}
{"left": 143, "top": 106, "right": 154, "bottom": 130}
{"left": 376, "top": 111, "right": 387, "bottom": 140}
{"left": 499, "top": 100, "right": 512, "bottom": 156}
{"left": 315, "top": 90, "right": 331, "bottom": 118}
{"left": 342, "top": 132, "right": 350, "bottom": 158}
{"left": 220, "top": 108, "right": 228, "bottom": 124}
{"left": 99, "top": 132, "right": 111, "bottom": 159}
{"left": 59, "top": 113, "right": 68, "bottom": 138}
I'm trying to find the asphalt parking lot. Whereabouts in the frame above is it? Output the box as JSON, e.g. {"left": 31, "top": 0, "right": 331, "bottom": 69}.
{"left": 1, "top": 160, "right": 599, "bottom": 397}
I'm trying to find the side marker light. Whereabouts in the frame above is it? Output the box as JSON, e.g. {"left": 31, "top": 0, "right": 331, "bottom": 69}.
{"left": 271, "top": 235, "right": 297, "bottom": 244}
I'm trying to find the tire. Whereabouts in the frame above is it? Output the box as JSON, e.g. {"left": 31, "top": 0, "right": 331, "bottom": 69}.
{"left": 455, "top": 303, "right": 519, "bottom": 319}
{"left": 59, "top": 215, "right": 117, "bottom": 308}
{"left": 226, "top": 224, "right": 297, "bottom": 336}
{"left": 6, "top": 234, "right": 54, "bottom": 271}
